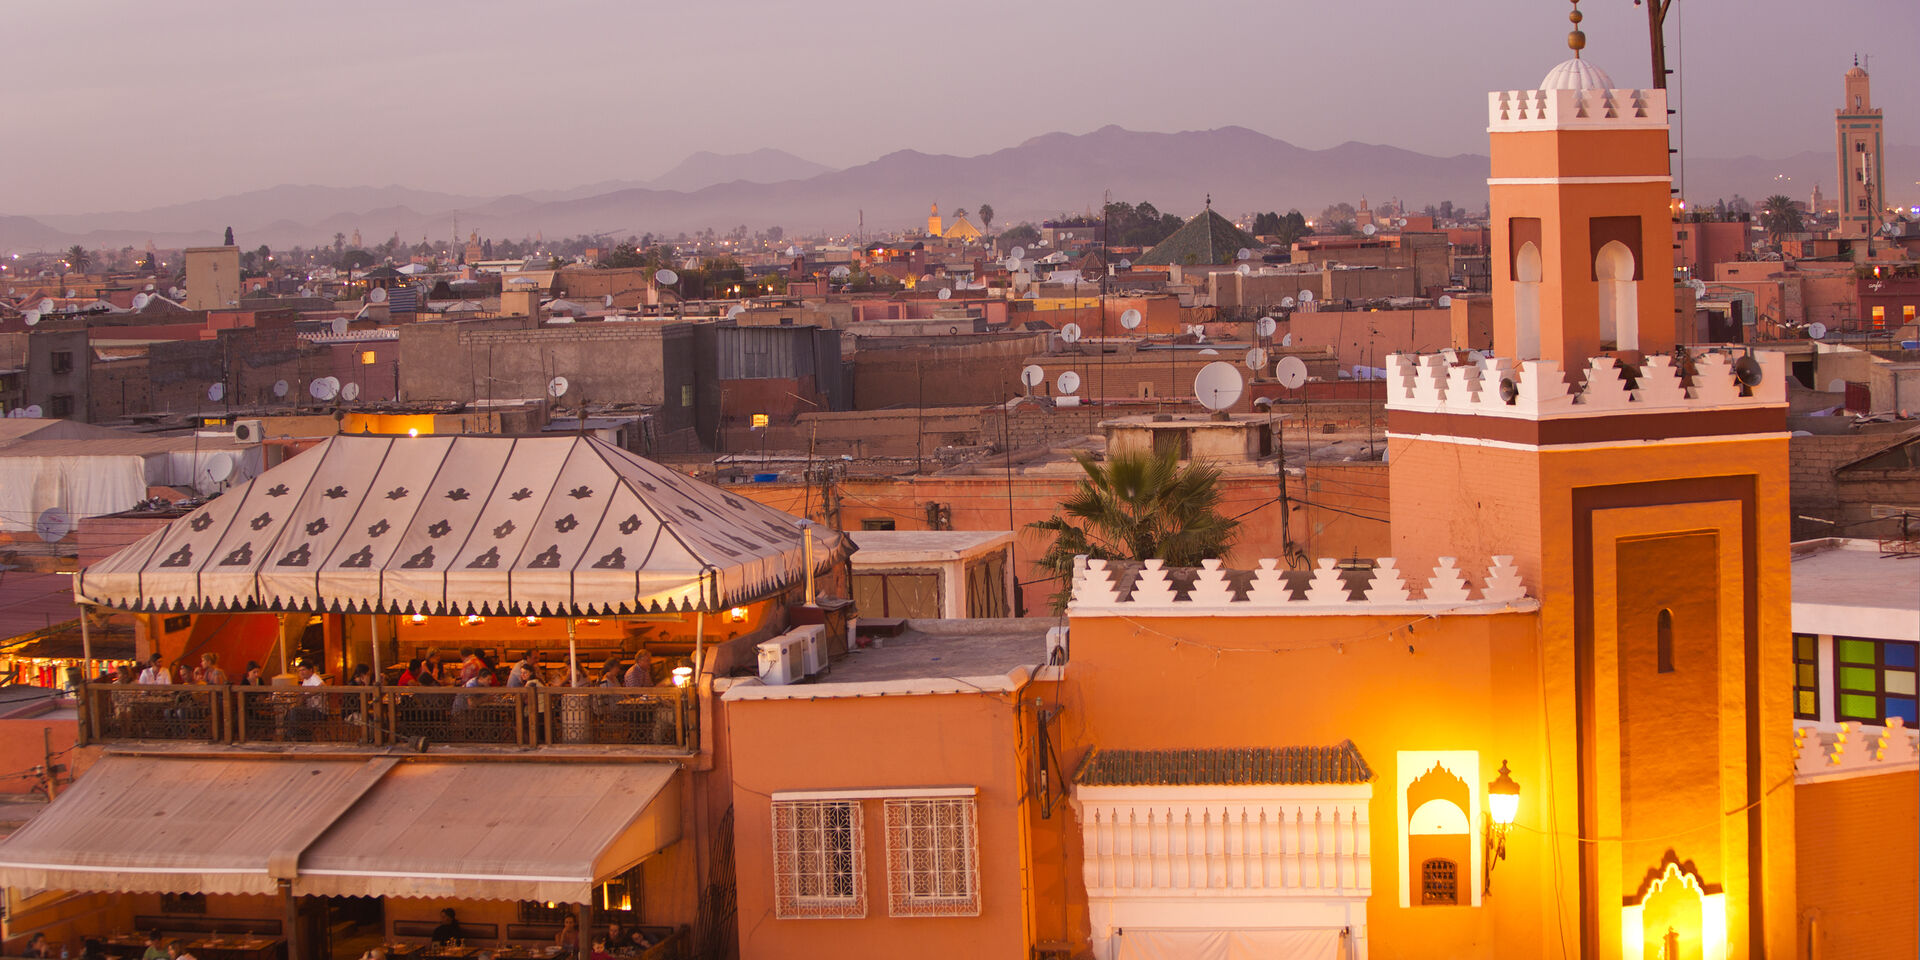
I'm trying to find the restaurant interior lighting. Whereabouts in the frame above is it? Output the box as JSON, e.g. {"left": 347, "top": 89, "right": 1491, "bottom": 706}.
{"left": 409, "top": 614, "right": 426, "bottom": 625}
{"left": 1484, "top": 759, "right": 1520, "bottom": 893}
{"left": 728, "top": 606, "right": 749, "bottom": 623}
{"left": 463, "top": 615, "right": 485, "bottom": 626}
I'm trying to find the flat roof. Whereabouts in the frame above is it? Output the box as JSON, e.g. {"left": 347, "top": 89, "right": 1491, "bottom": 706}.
{"left": 722, "top": 618, "right": 1051, "bottom": 700}
{"left": 849, "top": 530, "right": 1012, "bottom": 564}
{"left": 1790, "top": 538, "right": 1920, "bottom": 642}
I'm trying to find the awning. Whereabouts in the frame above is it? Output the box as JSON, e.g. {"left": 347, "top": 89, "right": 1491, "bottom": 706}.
{"left": 75, "top": 434, "right": 850, "bottom": 616}
{"left": 293, "top": 761, "right": 680, "bottom": 902}
{"left": 0, "top": 756, "right": 395, "bottom": 895}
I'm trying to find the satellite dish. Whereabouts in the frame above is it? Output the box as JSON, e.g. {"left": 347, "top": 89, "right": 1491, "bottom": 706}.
{"left": 1005, "top": 257, "right": 1023, "bottom": 272}
{"left": 1120, "top": 309, "right": 1142, "bottom": 330}
{"left": 34, "top": 508, "right": 72, "bottom": 543}
{"left": 1256, "top": 316, "right": 1277, "bottom": 337}
{"left": 368, "top": 286, "right": 388, "bottom": 304}
{"left": 1020, "top": 364, "right": 1045, "bottom": 388}
{"left": 1025, "top": 290, "right": 1038, "bottom": 300}
{"left": 310, "top": 378, "right": 338, "bottom": 401}
{"left": 655, "top": 268, "right": 679, "bottom": 286}
{"left": 937, "top": 288, "right": 952, "bottom": 300}
{"left": 1437, "top": 295, "right": 1453, "bottom": 308}
{"left": 330, "top": 317, "right": 348, "bottom": 336}
{"left": 342, "top": 382, "right": 361, "bottom": 401}
{"left": 1275, "top": 356, "right": 1309, "bottom": 389}
{"left": 204, "top": 453, "right": 235, "bottom": 483}
{"left": 1281, "top": 332, "right": 1294, "bottom": 347}
{"left": 1193, "top": 362, "right": 1245, "bottom": 412}
{"left": 547, "top": 376, "right": 570, "bottom": 399}
{"left": 1119, "top": 258, "right": 1132, "bottom": 269}
{"left": 22, "top": 404, "right": 41, "bottom": 419}
{"left": 22, "top": 310, "right": 39, "bottom": 326}
{"left": 1733, "top": 355, "right": 1764, "bottom": 387}
{"left": 1198, "top": 348, "right": 1219, "bottom": 355}
{"left": 1056, "top": 371, "right": 1081, "bottom": 395}
{"left": 1690, "top": 278, "right": 1708, "bottom": 295}
{"left": 132, "top": 293, "right": 151, "bottom": 309}
{"left": 1826, "top": 378, "right": 1846, "bottom": 393}
{"left": 603, "top": 294, "right": 614, "bottom": 308}
{"left": 1362, "top": 223, "right": 1378, "bottom": 236}
{"left": 1808, "top": 322, "right": 1828, "bottom": 340}
{"left": 65, "top": 289, "right": 76, "bottom": 298}
{"left": 1298, "top": 289, "right": 1315, "bottom": 303}
{"left": 272, "top": 379, "right": 289, "bottom": 398}
{"left": 1237, "top": 247, "right": 1252, "bottom": 261}
{"left": 726, "top": 304, "right": 745, "bottom": 320}
{"left": 829, "top": 265, "right": 850, "bottom": 279}
{"left": 169, "top": 287, "right": 184, "bottom": 298}
{"left": 1009, "top": 245, "right": 1026, "bottom": 260}
{"left": 1060, "top": 323, "right": 1082, "bottom": 343}
{"left": 785, "top": 245, "right": 800, "bottom": 257}
{"left": 1237, "top": 263, "right": 1251, "bottom": 276}
{"left": 1245, "top": 347, "right": 1269, "bottom": 370}
{"left": 143, "top": 283, "right": 155, "bottom": 292}
{"left": 38, "top": 298, "right": 54, "bottom": 312}
{"left": 207, "top": 383, "right": 225, "bottom": 402}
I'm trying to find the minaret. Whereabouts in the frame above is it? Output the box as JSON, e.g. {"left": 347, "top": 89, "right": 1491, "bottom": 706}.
{"left": 927, "top": 203, "right": 943, "bottom": 238}
{"left": 1834, "top": 59, "right": 1885, "bottom": 239}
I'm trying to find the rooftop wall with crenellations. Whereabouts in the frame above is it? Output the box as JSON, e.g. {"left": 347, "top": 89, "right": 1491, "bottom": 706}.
{"left": 1488, "top": 87, "right": 1668, "bottom": 132}
{"left": 1383, "top": 348, "right": 1788, "bottom": 420}
{"left": 1067, "top": 555, "right": 1536, "bottom": 617}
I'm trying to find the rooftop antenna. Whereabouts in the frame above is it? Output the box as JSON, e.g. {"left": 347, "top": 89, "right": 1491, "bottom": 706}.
{"left": 1275, "top": 355, "right": 1309, "bottom": 390}
{"left": 1194, "top": 362, "right": 1244, "bottom": 421}
{"left": 1019, "top": 364, "right": 1045, "bottom": 397}
{"left": 34, "top": 507, "right": 72, "bottom": 544}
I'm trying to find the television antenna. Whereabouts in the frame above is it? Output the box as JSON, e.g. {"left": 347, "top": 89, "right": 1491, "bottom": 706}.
{"left": 1019, "top": 364, "right": 1045, "bottom": 394}
{"left": 22, "top": 310, "right": 38, "bottom": 327}
{"left": 1280, "top": 332, "right": 1294, "bottom": 347}
{"left": 1009, "top": 245, "right": 1026, "bottom": 260}
{"left": 22, "top": 404, "right": 41, "bottom": 418}
{"left": 310, "top": 377, "right": 339, "bottom": 401}
{"left": 603, "top": 294, "right": 615, "bottom": 308}
{"left": 132, "top": 293, "right": 151, "bottom": 309}
{"left": 1056, "top": 370, "right": 1081, "bottom": 395}
{"left": 1236, "top": 247, "right": 1252, "bottom": 261}
{"left": 1280, "top": 297, "right": 1296, "bottom": 309}
{"left": 1194, "top": 362, "right": 1245, "bottom": 415}
{"left": 1437, "top": 295, "right": 1453, "bottom": 308}
{"left": 654, "top": 268, "right": 679, "bottom": 287}
{"left": 1808, "top": 322, "right": 1828, "bottom": 341}
{"left": 1005, "top": 256, "right": 1023, "bottom": 272}
{"left": 1275, "top": 356, "right": 1309, "bottom": 389}
{"left": 34, "top": 508, "right": 72, "bottom": 543}
{"left": 1362, "top": 223, "right": 1378, "bottom": 236}
{"left": 331, "top": 317, "right": 349, "bottom": 336}
{"left": 937, "top": 287, "right": 952, "bottom": 300}
{"left": 202, "top": 453, "right": 235, "bottom": 487}
{"left": 1298, "top": 289, "right": 1315, "bottom": 303}
{"left": 547, "top": 376, "right": 570, "bottom": 399}
{"left": 1245, "top": 347, "right": 1269, "bottom": 371}
{"left": 1255, "top": 316, "right": 1277, "bottom": 338}
{"left": 1237, "top": 263, "right": 1252, "bottom": 276}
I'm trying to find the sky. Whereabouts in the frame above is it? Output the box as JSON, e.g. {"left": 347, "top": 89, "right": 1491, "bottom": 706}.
{"left": 4, "top": 0, "right": 1914, "bottom": 213}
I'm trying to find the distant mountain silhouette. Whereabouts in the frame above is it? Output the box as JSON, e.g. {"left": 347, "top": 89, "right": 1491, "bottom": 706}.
{"left": 2, "top": 130, "right": 1911, "bottom": 251}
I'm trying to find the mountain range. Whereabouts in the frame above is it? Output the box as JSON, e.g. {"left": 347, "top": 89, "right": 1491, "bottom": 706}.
{"left": 2, "top": 127, "right": 1909, "bottom": 252}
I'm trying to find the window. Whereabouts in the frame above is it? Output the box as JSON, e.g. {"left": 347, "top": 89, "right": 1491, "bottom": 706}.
{"left": 772, "top": 799, "right": 864, "bottom": 919}
{"left": 1793, "top": 634, "right": 1820, "bottom": 720}
{"left": 517, "top": 901, "right": 571, "bottom": 924}
{"left": 1421, "top": 858, "right": 1458, "bottom": 905}
{"left": 161, "top": 893, "right": 208, "bottom": 914}
{"left": 1872, "top": 306, "right": 1886, "bottom": 330}
{"left": 681, "top": 385, "right": 694, "bottom": 407}
{"left": 361, "top": 350, "right": 378, "bottom": 365}
{"left": 49, "top": 351, "right": 74, "bottom": 374}
{"left": 1656, "top": 609, "right": 1675, "bottom": 674}
{"left": 861, "top": 518, "right": 896, "bottom": 531}
{"left": 884, "top": 797, "right": 979, "bottom": 917}
{"left": 47, "top": 395, "right": 73, "bottom": 418}
{"left": 163, "top": 614, "right": 193, "bottom": 634}
{"left": 1834, "top": 637, "right": 1917, "bottom": 724}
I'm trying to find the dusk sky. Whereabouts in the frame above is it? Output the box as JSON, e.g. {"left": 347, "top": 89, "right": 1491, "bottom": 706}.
{"left": 6, "top": 0, "right": 1913, "bottom": 213}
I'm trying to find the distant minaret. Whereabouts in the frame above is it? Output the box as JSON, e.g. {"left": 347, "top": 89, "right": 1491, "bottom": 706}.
{"left": 1835, "top": 58, "right": 1885, "bottom": 238}
{"left": 927, "top": 202, "right": 943, "bottom": 237}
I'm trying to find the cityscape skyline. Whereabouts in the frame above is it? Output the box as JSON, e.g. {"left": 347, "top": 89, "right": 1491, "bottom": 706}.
{"left": 4, "top": 0, "right": 1913, "bottom": 213}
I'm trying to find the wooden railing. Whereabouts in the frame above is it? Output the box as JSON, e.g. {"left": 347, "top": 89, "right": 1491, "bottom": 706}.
{"left": 80, "top": 684, "right": 693, "bottom": 750}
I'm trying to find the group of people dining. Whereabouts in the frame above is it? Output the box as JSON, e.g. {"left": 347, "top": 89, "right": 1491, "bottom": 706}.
{"left": 411, "top": 908, "right": 665, "bottom": 960}
{"left": 95, "top": 647, "right": 667, "bottom": 690}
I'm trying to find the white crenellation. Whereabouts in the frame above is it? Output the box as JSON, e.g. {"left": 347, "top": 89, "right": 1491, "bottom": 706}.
{"left": 1389, "top": 355, "right": 1419, "bottom": 403}
{"left": 1487, "top": 87, "right": 1668, "bottom": 132}
{"left": 1189, "top": 559, "right": 1235, "bottom": 606}
{"left": 1632, "top": 355, "right": 1689, "bottom": 405}
{"left": 1424, "top": 557, "right": 1475, "bottom": 603}
{"left": 1302, "top": 559, "right": 1351, "bottom": 604}
{"left": 1481, "top": 556, "right": 1526, "bottom": 603}
{"left": 1445, "top": 360, "right": 1484, "bottom": 407}
{"left": 1249, "top": 559, "right": 1293, "bottom": 606}
{"left": 1368, "top": 558, "right": 1411, "bottom": 602}
{"left": 1384, "top": 349, "right": 1787, "bottom": 420}
{"left": 1067, "top": 556, "right": 1533, "bottom": 615}
{"left": 1410, "top": 354, "right": 1450, "bottom": 407}
{"left": 1878, "top": 717, "right": 1916, "bottom": 764}
{"left": 1512, "top": 360, "right": 1575, "bottom": 415}
{"left": 1830, "top": 721, "right": 1867, "bottom": 767}
{"left": 1580, "top": 357, "right": 1632, "bottom": 409}
{"left": 1132, "top": 558, "right": 1178, "bottom": 606}
{"left": 1690, "top": 353, "right": 1741, "bottom": 405}
{"left": 1795, "top": 719, "right": 1920, "bottom": 780}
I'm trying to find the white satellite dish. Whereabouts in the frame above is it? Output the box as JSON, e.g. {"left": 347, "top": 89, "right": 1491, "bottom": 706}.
{"left": 1808, "top": 322, "right": 1828, "bottom": 340}
{"left": 1245, "top": 347, "right": 1269, "bottom": 371}
{"left": 1826, "top": 378, "right": 1847, "bottom": 393}
{"left": 38, "top": 298, "right": 54, "bottom": 312}
{"left": 1060, "top": 323, "right": 1082, "bottom": 343}
{"left": 35, "top": 508, "right": 73, "bottom": 543}
{"left": 1119, "top": 258, "right": 1132, "bottom": 269}
{"left": 272, "top": 379, "right": 289, "bottom": 398}
{"left": 1281, "top": 332, "right": 1294, "bottom": 347}
{"left": 1024, "top": 290, "right": 1038, "bottom": 299}
{"left": 785, "top": 245, "right": 800, "bottom": 257}
{"left": 204, "top": 453, "right": 235, "bottom": 483}
{"left": 1237, "top": 247, "right": 1252, "bottom": 261}
{"left": 368, "top": 286, "right": 388, "bottom": 304}
{"left": 1275, "top": 356, "right": 1309, "bottom": 389}
{"left": 1256, "top": 316, "right": 1277, "bottom": 337}
{"left": 937, "top": 287, "right": 952, "bottom": 300}
{"left": 310, "top": 378, "right": 338, "bottom": 401}
{"left": 22, "top": 404, "right": 41, "bottom": 419}
{"left": 1005, "top": 257, "right": 1023, "bottom": 272}
{"left": 655, "top": 268, "right": 679, "bottom": 286}
{"left": 547, "top": 376, "right": 570, "bottom": 399}
{"left": 1298, "top": 289, "right": 1315, "bottom": 303}
{"left": 143, "top": 283, "right": 155, "bottom": 292}
{"left": 829, "top": 266, "right": 850, "bottom": 279}
{"left": 1437, "top": 295, "right": 1453, "bottom": 308}
{"left": 603, "top": 294, "right": 615, "bottom": 308}
{"left": 1009, "top": 245, "right": 1026, "bottom": 260}
{"left": 1198, "top": 348, "right": 1219, "bottom": 355}
{"left": 132, "top": 293, "right": 151, "bottom": 309}
{"left": 1194, "top": 362, "right": 1244, "bottom": 412}
{"left": 207, "top": 383, "right": 225, "bottom": 402}
{"left": 169, "top": 287, "right": 184, "bottom": 298}
{"left": 1362, "top": 223, "right": 1378, "bottom": 236}
{"left": 1020, "top": 364, "right": 1045, "bottom": 388}
{"left": 1120, "top": 309, "right": 1142, "bottom": 330}
{"left": 726, "top": 304, "right": 745, "bottom": 320}
{"left": 342, "top": 382, "right": 361, "bottom": 401}
{"left": 1280, "top": 296, "right": 1295, "bottom": 309}
{"left": 1237, "top": 263, "right": 1251, "bottom": 276}
{"left": 330, "top": 317, "right": 349, "bottom": 336}
{"left": 1056, "top": 370, "right": 1081, "bottom": 395}
{"left": 23, "top": 310, "right": 39, "bottom": 326}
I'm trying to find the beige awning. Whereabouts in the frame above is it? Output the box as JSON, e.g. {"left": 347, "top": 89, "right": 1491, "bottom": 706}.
{"left": 0, "top": 755, "right": 394, "bottom": 895}
{"left": 292, "top": 761, "right": 681, "bottom": 902}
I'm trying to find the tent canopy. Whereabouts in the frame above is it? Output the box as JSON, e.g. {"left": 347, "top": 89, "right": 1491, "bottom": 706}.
{"left": 75, "top": 434, "right": 848, "bottom": 616}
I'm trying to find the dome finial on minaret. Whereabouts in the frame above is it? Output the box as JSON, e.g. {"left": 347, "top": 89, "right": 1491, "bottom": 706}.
{"left": 1567, "top": 0, "right": 1586, "bottom": 57}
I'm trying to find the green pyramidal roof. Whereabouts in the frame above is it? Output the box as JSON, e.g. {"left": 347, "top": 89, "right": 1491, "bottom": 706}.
{"left": 1135, "top": 207, "right": 1261, "bottom": 267}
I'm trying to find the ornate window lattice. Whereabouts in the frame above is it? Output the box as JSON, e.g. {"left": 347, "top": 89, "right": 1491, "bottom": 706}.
{"left": 883, "top": 797, "right": 979, "bottom": 917}
{"left": 1421, "top": 858, "right": 1458, "bottom": 905}
{"left": 772, "top": 800, "right": 865, "bottom": 919}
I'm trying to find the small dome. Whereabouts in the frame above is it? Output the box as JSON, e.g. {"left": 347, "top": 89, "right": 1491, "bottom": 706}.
{"left": 1846, "top": 65, "right": 1868, "bottom": 79}
{"left": 1540, "top": 57, "right": 1615, "bottom": 91}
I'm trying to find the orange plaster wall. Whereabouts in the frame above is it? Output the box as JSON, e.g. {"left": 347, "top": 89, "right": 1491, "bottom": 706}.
{"left": 1793, "top": 771, "right": 1919, "bottom": 960}
{"left": 725, "top": 691, "right": 1033, "bottom": 959}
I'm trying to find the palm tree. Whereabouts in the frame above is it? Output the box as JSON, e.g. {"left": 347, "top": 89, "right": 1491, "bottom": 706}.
{"left": 1759, "top": 194, "right": 1802, "bottom": 243}
{"left": 1030, "top": 447, "right": 1241, "bottom": 610}
{"left": 65, "top": 245, "right": 90, "bottom": 274}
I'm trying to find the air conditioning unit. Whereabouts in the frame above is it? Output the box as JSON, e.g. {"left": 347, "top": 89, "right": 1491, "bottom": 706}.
{"left": 232, "top": 419, "right": 265, "bottom": 443}
{"left": 757, "top": 636, "right": 804, "bottom": 685}
{"left": 793, "top": 625, "right": 827, "bottom": 676}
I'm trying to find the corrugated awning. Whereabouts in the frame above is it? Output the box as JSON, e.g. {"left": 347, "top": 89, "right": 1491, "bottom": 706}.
{"left": 293, "top": 761, "right": 680, "bottom": 902}
{"left": 75, "top": 434, "right": 849, "bottom": 616}
{"left": 0, "top": 756, "right": 395, "bottom": 895}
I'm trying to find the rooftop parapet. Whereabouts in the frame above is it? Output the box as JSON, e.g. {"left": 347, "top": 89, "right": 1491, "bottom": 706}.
{"left": 1068, "top": 555, "right": 1534, "bottom": 617}
{"left": 1488, "top": 87, "right": 1668, "bottom": 133}
{"left": 1384, "top": 348, "right": 1787, "bottom": 421}
{"left": 1795, "top": 719, "right": 1919, "bottom": 783}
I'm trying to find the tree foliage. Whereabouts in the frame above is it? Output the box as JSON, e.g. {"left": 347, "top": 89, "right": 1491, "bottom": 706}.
{"left": 1029, "top": 448, "right": 1241, "bottom": 611}
{"left": 65, "top": 245, "right": 90, "bottom": 273}
{"left": 978, "top": 204, "right": 995, "bottom": 232}
{"left": 1760, "top": 194, "right": 1803, "bottom": 242}
{"left": 1251, "top": 210, "right": 1314, "bottom": 247}
{"left": 998, "top": 223, "right": 1041, "bottom": 250}
{"left": 1103, "top": 201, "right": 1185, "bottom": 247}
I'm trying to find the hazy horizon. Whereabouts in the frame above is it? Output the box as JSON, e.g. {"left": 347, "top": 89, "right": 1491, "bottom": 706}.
{"left": 5, "top": 0, "right": 1914, "bottom": 214}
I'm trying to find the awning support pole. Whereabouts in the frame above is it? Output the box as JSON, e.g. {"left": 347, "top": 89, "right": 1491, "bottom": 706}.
{"left": 79, "top": 605, "right": 93, "bottom": 688}
{"left": 276, "top": 613, "right": 290, "bottom": 677}
{"left": 280, "top": 879, "right": 302, "bottom": 960}
{"left": 567, "top": 618, "right": 579, "bottom": 686}
{"left": 370, "top": 612, "right": 383, "bottom": 683}
{"left": 693, "top": 610, "right": 705, "bottom": 681}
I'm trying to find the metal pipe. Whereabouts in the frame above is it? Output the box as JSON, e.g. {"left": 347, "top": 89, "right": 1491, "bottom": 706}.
{"left": 567, "top": 617, "right": 579, "bottom": 686}
{"left": 79, "top": 605, "right": 92, "bottom": 688}
{"left": 370, "top": 612, "right": 383, "bottom": 683}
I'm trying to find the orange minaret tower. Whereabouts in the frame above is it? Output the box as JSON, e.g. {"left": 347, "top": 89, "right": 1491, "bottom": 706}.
{"left": 1834, "top": 60, "right": 1885, "bottom": 239}
{"left": 1386, "top": 4, "right": 1796, "bottom": 958}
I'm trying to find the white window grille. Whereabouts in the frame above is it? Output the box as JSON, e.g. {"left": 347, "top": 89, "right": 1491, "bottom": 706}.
{"left": 884, "top": 797, "right": 980, "bottom": 917}
{"left": 772, "top": 799, "right": 865, "bottom": 919}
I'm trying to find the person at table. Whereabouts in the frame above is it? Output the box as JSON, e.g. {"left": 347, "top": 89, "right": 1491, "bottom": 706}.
{"left": 554, "top": 914, "right": 579, "bottom": 957}
{"left": 506, "top": 659, "right": 534, "bottom": 688}
{"left": 586, "top": 936, "right": 611, "bottom": 960}
{"left": 201, "top": 653, "right": 228, "bottom": 685}
{"left": 623, "top": 650, "right": 653, "bottom": 687}
{"left": 166, "top": 940, "right": 197, "bottom": 960}
{"left": 175, "top": 663, "right": 194, "bottom": 684}
{"left": 142, "top": 930, "right": 167, "bottom": 960}
{"left": 137, "top": 654, "right": 171, "bottom": 684}
{"left": 348, "top": 663, "right": 374, "bottom": 687}
{"left": 597, "top": 657, "right": 623, "bottom": 687}
{"left": 115, "top": 664, "right": 136, "bottom": 683}
{"left": 458, "top": 647, "right": 486, "bottom": 686}
{"left": 22, "top": 932, "right": 50, "bottom": 958}
{"left": 602, "top": 924, "right": 632, "bottom": 951}
{"left": 430, "top": 908, "right": 462, "bottom": 945}
{"left": 239, "top": 661, "right": 264, "bottom": 685}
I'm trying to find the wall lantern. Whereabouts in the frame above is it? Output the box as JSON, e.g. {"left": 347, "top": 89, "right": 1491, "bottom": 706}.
{"left": 463, "top": 615, "right": 485, "bottom": 626}
{"left": 1484, "top": 759, "right": 1520, "bottom": 894}
{"left": 728, "top": 606, "right": 749, "bottom": 623}
{"left": 409, "top": 614, "right": 426, "bottom": 625}
{"left": 671, "top": 664, "right": 694, "bottom": 687}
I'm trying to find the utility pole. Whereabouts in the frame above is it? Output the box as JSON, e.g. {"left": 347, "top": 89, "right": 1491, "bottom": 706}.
{"left": 1632, "top": 0, "right": 1676, "bottom": 89}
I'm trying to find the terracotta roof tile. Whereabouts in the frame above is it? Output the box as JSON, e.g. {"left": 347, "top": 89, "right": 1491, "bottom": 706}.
{"left": 1075, "top": 741, "right": 1373, "bottom": 787}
